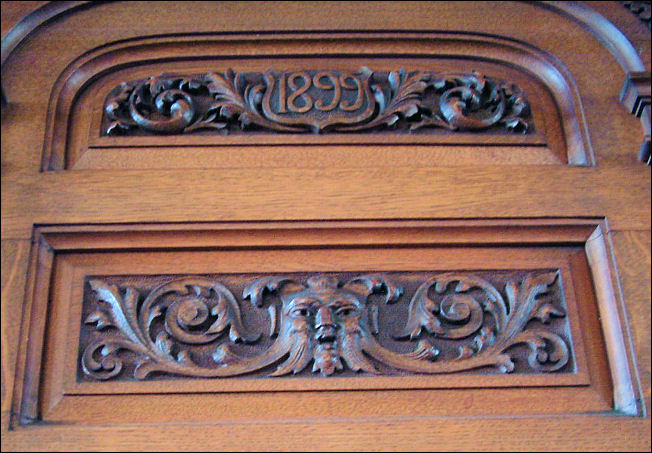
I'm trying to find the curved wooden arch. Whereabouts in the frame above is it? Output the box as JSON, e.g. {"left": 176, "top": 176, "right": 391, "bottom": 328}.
{"left": 1, "top": 1, "right": 91, "bottom": 67}
{"left": 1, "top": 1, "right": 648, "bottom": 162}
{"left": 2, "top": 1, "right": 646, "bottom": 74}
{"left": 540, "top": 1, "right": 650, "bottom": 163}
{"left": 39, "top": 30, "right": 594, "bottom": 169}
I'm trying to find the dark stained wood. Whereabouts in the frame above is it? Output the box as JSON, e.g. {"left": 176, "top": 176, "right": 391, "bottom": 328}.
{"left": 76, "top": 270, "right": 570, "bottom": 381}
{"left": 102, "top": 69, "right": 532, "bottom": 136}
{"left": 622, "top": 1, "right": 651, "bottom": 28}
{"left": 619, "top": 71, "right": 651, "bottom": 163}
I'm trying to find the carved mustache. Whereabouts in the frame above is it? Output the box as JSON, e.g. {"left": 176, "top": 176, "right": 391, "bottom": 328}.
{"left": 315, "top": 325, "right": 338, "bottom": 346}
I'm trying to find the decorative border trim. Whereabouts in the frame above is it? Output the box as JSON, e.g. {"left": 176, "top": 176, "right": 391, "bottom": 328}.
{"left": 620, "top": 71, "right": 651, "bottom": 164}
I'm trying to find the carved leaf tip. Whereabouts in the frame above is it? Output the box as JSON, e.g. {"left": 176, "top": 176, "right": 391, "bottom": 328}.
{"left": 358, "top": 66, "right": 373, "bottom": 78}
{"left": 393, "top": 325, "right": 423, "bottom": 341}
{"left": 212, "top": 344, "right": 242, "bottom": 366}
{"left": 243, "top": 277, "right": 297, "bottom": 307}
{"left": 407, "top": 339, "right": 440, "bottom": 361}
{"left": 343, "top": 275, "right": 403, "bottom": 304}
{"left": 456, "top": 345, "right": 476, "bottom": 360}
{"left": 134, "top": 359, "right": 156, "bottom": 380}
{"left": 155, "top": 332, "right": 175, "bottom": 358}
{"left": 177, "top": 350, "right": 193, "bottom": 365}
{"left": 496, "top": 355, "right": 515, "bottom": 373}
{"left": 85, "top": 310, "right": 113, "bottom": 330}
{"left": 228, "top": 324, "right": 261, "bottom": 344}
{"left": 533, "top": 304, "right": 566, "bottom": 324}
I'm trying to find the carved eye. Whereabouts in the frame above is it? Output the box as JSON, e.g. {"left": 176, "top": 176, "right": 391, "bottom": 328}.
{"left": 336, "top": 305, "right": 357, "bottom": 317}
{"left": 290, "top": 306, "right": 312, "bottom": 318}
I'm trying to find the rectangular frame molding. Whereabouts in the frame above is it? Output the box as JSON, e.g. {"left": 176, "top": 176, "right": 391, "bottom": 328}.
{"left": 11, "top": 218, "right": 643, "bottom": 428}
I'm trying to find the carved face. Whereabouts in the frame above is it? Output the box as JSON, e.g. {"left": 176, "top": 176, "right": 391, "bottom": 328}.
{"left": 287, "top": 292, "right": 361, "bottom": 338}
{"left": 278, "top": 276, "right": 367, "bottom": 376}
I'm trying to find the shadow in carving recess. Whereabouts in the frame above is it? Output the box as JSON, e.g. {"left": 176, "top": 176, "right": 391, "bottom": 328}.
{"left": 79, "top": 270, "right": 573, "bottom": 382}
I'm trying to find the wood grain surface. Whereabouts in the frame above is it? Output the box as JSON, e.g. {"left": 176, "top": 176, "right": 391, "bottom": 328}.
{"left": 1, "top": 1, "right": 650, "bottom": 451}
{"left": 2, "top": 414, "right": 651, "bottom": 452}
{"left": 611, "top": 230, "right": 651, "bottom": 412}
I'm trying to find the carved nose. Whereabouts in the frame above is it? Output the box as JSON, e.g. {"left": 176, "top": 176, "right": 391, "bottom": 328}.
{"left": 315, "top": 306, "right": 334, "bottom": 329}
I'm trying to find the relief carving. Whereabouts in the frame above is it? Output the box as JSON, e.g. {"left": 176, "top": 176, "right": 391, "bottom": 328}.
{"left": 81, "top": 271, "right": 570, "bottom": 381}
{"left": 622, "top": 1, "right": 651, "bottom": 29}
{"left": 103, "top": 69, "right": 532, "bottom": 135}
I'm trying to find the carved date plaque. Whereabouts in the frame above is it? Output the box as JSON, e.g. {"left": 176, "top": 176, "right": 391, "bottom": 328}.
{"left": 261, "top": 70, "right": 376, "bottom": 131}
{"left": 103, "top": 69, "right": 533, "bottom": 135}
{"left": 80, "top": 270, "right": 572, "bottom": 381}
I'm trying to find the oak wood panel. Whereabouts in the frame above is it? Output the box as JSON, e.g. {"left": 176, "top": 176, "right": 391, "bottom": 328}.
{"left": 2, "top": 415, "right": 650, "bottom": 452}
{"left": 2, "top": 165, "right": 650, "bottom": 240}
{"left": 0, "top": 240, "right": 30, "bottom": 419}
{"left": 72, "top": 146, "right": 562, "bottom": 170}
{"left": 0, "top": 2, "right": 647, "bottom": 171}
{"left": 1, "top": 1, "right": 650, "bottom": 451}
{"left": 611, "top": 230, "right": 651, "bottom": 413}
{"left": 11, "top": 220, "right": 635, "bottom": 428}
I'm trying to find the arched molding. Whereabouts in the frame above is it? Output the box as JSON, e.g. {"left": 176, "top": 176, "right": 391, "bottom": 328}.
{"left": 41, "top": 31, "right": 594, "bottom": 169}
{"left": 1, "top": 1, "right": 92, "bottom": 68}
{"left": 538, "top": 1, "right": 651, "bottom": 163}
{"left": 1, "top": 1, "right": 648, "bottom": 162}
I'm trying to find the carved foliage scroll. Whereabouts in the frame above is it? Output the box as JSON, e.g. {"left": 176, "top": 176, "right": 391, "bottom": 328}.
{"left": 622, "top": 1, "right": 651, "bottom": 28}
{"left": 81, "top": 271, "right": 572, "bottom": 381}
{"left": 103, "top": 69, "right": 532, "bottom": 136}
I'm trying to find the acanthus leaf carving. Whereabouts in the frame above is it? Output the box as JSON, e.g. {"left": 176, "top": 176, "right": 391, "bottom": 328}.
{"left": 81, "top": 271, "right": 571, "bottom": 381}
{"left": 103, "top": 69, "right": 533, "bottom": 136}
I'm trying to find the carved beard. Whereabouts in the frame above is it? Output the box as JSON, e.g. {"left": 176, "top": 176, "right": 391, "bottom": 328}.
{"left": 271, "top": 311, "right": 379, "bottom": 377}
{"left": 314, "top": 317, "right": 380, "bottom": 376}
{"left": 312, "top": 341, "right": 344, "bottom": 376}
{"left": 339, "top": 316, "right": 380, "bottom": 374}
{"left": 269, "top": 318, "right": 312, "bottom": 377}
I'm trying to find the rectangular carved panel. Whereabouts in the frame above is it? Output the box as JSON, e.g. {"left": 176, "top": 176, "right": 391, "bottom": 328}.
{"left": 104, "top": 70, "right": 532, "bottom": 136}
{"left": 79, "top": 270, "right": 571, "bottom": 382}
{"left": 15, "top": 220, "right": 640, "bottom": 427}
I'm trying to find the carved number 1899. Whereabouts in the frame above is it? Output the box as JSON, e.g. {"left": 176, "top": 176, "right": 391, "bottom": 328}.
{"left": 277, "top": 71, "right": 363, "bottom": 114}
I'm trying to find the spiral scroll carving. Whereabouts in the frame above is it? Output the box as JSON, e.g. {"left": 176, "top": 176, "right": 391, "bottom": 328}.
{"left": 103, "top": 69, "right": 532, "bottom": 136}
{"left": 81, "top": 271, "right": 571, "bottom": 381}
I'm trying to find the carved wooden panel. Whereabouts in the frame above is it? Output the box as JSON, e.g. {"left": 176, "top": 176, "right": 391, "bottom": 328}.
{"left": 622, "top": 1, "right": 651, "bottom": 29}
{"left": 3, "top": 1, "right": 651, "bottom": 451}
{"left": 80, "top": 270, "right": 570, "bottom": 382}
{"left": 13, "top": 220, "right": 640, "bottom": 427}
{"left": 103, "top": 69, "right": 532, "bottom": 136}
{"left": 44, "top": 36, "right": 591, "bottom": 170}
